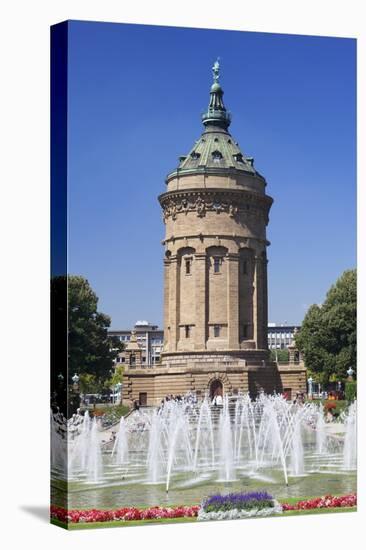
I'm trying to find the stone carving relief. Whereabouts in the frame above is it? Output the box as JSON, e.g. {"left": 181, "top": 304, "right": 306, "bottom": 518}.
{"left": 161, "top": 192, "right": 253, "bottom": 223}
{"left": 196, "top": 197, "right": 206, "bottom": 217}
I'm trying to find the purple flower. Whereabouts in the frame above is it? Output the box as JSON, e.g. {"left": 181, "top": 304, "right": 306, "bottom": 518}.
{"left": 202, "top": 491, "right": 274, "bottom": 513}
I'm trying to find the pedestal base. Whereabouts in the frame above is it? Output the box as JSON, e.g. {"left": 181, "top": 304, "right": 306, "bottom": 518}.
{"left": 122, "top": 355, "right": 307, "bottom": 406}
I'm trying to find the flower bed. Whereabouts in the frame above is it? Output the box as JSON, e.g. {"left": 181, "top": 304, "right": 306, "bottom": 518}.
{"left": 50, "top": 505, "right": 199, "bottom": 524}
{"left": 198, "top": 491, "right": 282, "bottom": 521}
{"left": 50, "top": 493, "right": 357, "bottom": 525}
{"left": 282, "top": 494, "right": 357, "bottom": 511}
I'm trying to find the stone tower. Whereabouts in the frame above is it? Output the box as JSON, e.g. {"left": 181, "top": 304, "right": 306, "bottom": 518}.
{"left": 122, "top": 61, "right": 307, "bottom": 406}
{"left": 159, "top": 60, "right": 273, "bottom": 366}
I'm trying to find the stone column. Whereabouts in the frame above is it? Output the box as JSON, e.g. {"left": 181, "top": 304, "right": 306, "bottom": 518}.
{"left": 163, "top": 257, "right": 170, "bottom": 352}
{"left": 168, "top": 255, "right": 179, "bottom": 352}
{"left": 227, "top": 253, "right": 240, "bottom": 349}
{"left": 194, "top": 252, "right": 207, "bottom": 350}
{"left": 253, "top": 254, "right": 263, "bottom": 349}
{"left": 262, "top": 252, "right": 269, "bottom": 350}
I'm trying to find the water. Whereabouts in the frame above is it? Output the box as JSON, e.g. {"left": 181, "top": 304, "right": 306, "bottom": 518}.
{"left": 112, "top": 416, "right": 128, "bottom": 465}
{"left": 316, "top": 404, "right": 327, "bottom": 455}
{"left": 51, "top": 394, "right": 357, "bottom": 509}
{"left": 218, "top": 396, "right": 235, "bottom": 481}
{"left": 343, "top": 401, "right": 357, "bottom": 470}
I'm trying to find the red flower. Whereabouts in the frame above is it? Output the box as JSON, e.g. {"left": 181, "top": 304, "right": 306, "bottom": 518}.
{"left": 281, "top": 494, "right": 357, "bottom": 512}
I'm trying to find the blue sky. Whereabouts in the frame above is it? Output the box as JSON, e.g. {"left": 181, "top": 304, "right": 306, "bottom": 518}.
{"left": 67, "top": 21, "right": 356, "bottom": 329}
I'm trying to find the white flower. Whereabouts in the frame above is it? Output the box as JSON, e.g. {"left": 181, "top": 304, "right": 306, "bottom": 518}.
{"left": 197, "top": 500, "right": 283, "bottom": 521}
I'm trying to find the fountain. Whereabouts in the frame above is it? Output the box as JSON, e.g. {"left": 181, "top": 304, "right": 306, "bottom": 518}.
{"left": 315, "top": 403, "right": 327, "bottom": 454}
{"left": 147, "top": 409, "right": 169, "bottom": 483}
{"left": 68, "top": 411, "right": 102, "bottom": 482}
{"left": 50, "top": 410, "right": 67, "bottom": 475}
{"left": 218, "top": 395, "right": 235, "bottom": 481}
{"left": 85, "top": 417, "right": 102, "bottom": 482}
{"left": 51, "top": 393, "right": 357, "bottom": 506}
{"left": 289, "top": 409, "right": 305, "bottom": 476}
{"left": 165, "top": 401, "right": 193, "bottom": 492}
{"left": 343, "top": 401, "right": 357, "bottom": 470}
{"left": 112, "top": 416, "right": 128, "bottom": 465}
{"left": 193, "top": 397, "right": 215, "bottom": 472}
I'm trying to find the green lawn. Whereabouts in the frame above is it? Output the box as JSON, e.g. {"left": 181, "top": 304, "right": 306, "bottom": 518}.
{"left": 51, "top": 516, "right": 197, "bottom": 530}
{"left": 282, "top": 507, "right": 356, "bottom": 517}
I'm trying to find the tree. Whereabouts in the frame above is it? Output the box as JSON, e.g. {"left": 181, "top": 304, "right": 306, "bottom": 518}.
{"left": 79, "top": 373, "right": 102, "bottom": 394}
{"left": 52, "top": 275, "right": 124, "bottom": 384}
{"left": 295, "top": 269, "right": 356, "bottom": 384}
{"left": 107, "top": 365, "right": 124, "bottom": 388}
{"left": 104, "top": 365, "right": 124, "bottom": 404}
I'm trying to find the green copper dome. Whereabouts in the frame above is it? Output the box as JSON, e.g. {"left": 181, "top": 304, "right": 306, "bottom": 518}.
{"left": 167, "top": 60, "right": 264, "bottom": 182}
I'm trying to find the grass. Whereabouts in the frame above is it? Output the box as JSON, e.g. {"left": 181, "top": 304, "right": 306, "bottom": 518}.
{"left": 91, "top": 403, "right": 130, "bottom": 416}
{"left": 52, "top": 508, "right": 357, "bottom": 530}
{"left": 282, "top": 507, "right": 356, "bottom": 517}
{"left": 52, "top": 516, "right": 196, "bottom": 530}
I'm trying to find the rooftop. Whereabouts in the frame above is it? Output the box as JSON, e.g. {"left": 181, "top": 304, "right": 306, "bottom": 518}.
{"left": 167, "top": 59, "right": 264, "bottom": 181}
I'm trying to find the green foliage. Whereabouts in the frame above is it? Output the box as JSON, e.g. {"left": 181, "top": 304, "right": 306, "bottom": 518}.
{"left": 52, "top": 275, "right": 124, "bottom": 384}
{"left": 295, "top": 269, "right": 356, "bottom": 383}
{"left": 106, "top": 365, "right": 124, "bottom": 389}
{"left": 94, "top": 403, "right": 130, "bottom": 424}
{"left": 79, "top": 373, "right": 103, "bottom": 394}
{"left": 345, "top": 381, "right": 357, "bottom": 403}
{"left": 270, "top": 349, "right": 289, "bottom": 362}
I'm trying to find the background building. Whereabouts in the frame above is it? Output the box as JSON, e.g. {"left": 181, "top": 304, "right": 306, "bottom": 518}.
{"left": 267, "top": 323, "right": 301, "bottom": 350}
{"left": 109, "top": 321, "right": 164, "bottom": 366}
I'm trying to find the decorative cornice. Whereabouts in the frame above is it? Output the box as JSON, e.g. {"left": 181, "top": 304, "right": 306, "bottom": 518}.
{"left": 162, "top": 234, "right": 270, "bottom": 249}
{"left": 159, "top": 188, "right": 272, "bottom": 223}
{"left": 165, "top": 166, "right": 266, "bottom": 184}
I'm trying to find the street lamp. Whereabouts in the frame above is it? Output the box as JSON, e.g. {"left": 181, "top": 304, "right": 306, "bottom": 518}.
{"left": 307, "top": 376, "right": 313, "bottom": 399}
{"left": 72, "top": 373, "right": 79, "bottom": 385}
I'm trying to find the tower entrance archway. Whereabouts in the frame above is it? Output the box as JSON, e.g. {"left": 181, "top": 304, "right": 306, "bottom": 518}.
{"left": 209, "top": 379, "right": 223, "bottom": 400}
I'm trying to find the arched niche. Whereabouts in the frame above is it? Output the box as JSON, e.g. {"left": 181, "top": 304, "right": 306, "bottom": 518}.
{"left": 206, "top": 245, "right": 228, "bottom": 256}
{"left": 177, "top": 246, "right": 196, "bottom": 257}
{"left": 206, "top": 245, "right": 228, "bottom": 274}
{"left": 177, "top": 246, "right": 196, "bottom": 275}
{"left": 239, "top": 247, "right": 255, "bottom": 341}
{"left": 177, "top": 246, "right": 196, "bottom": 331}
{"left": 206, "top": 245, "right": 229, "bottom": 328}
